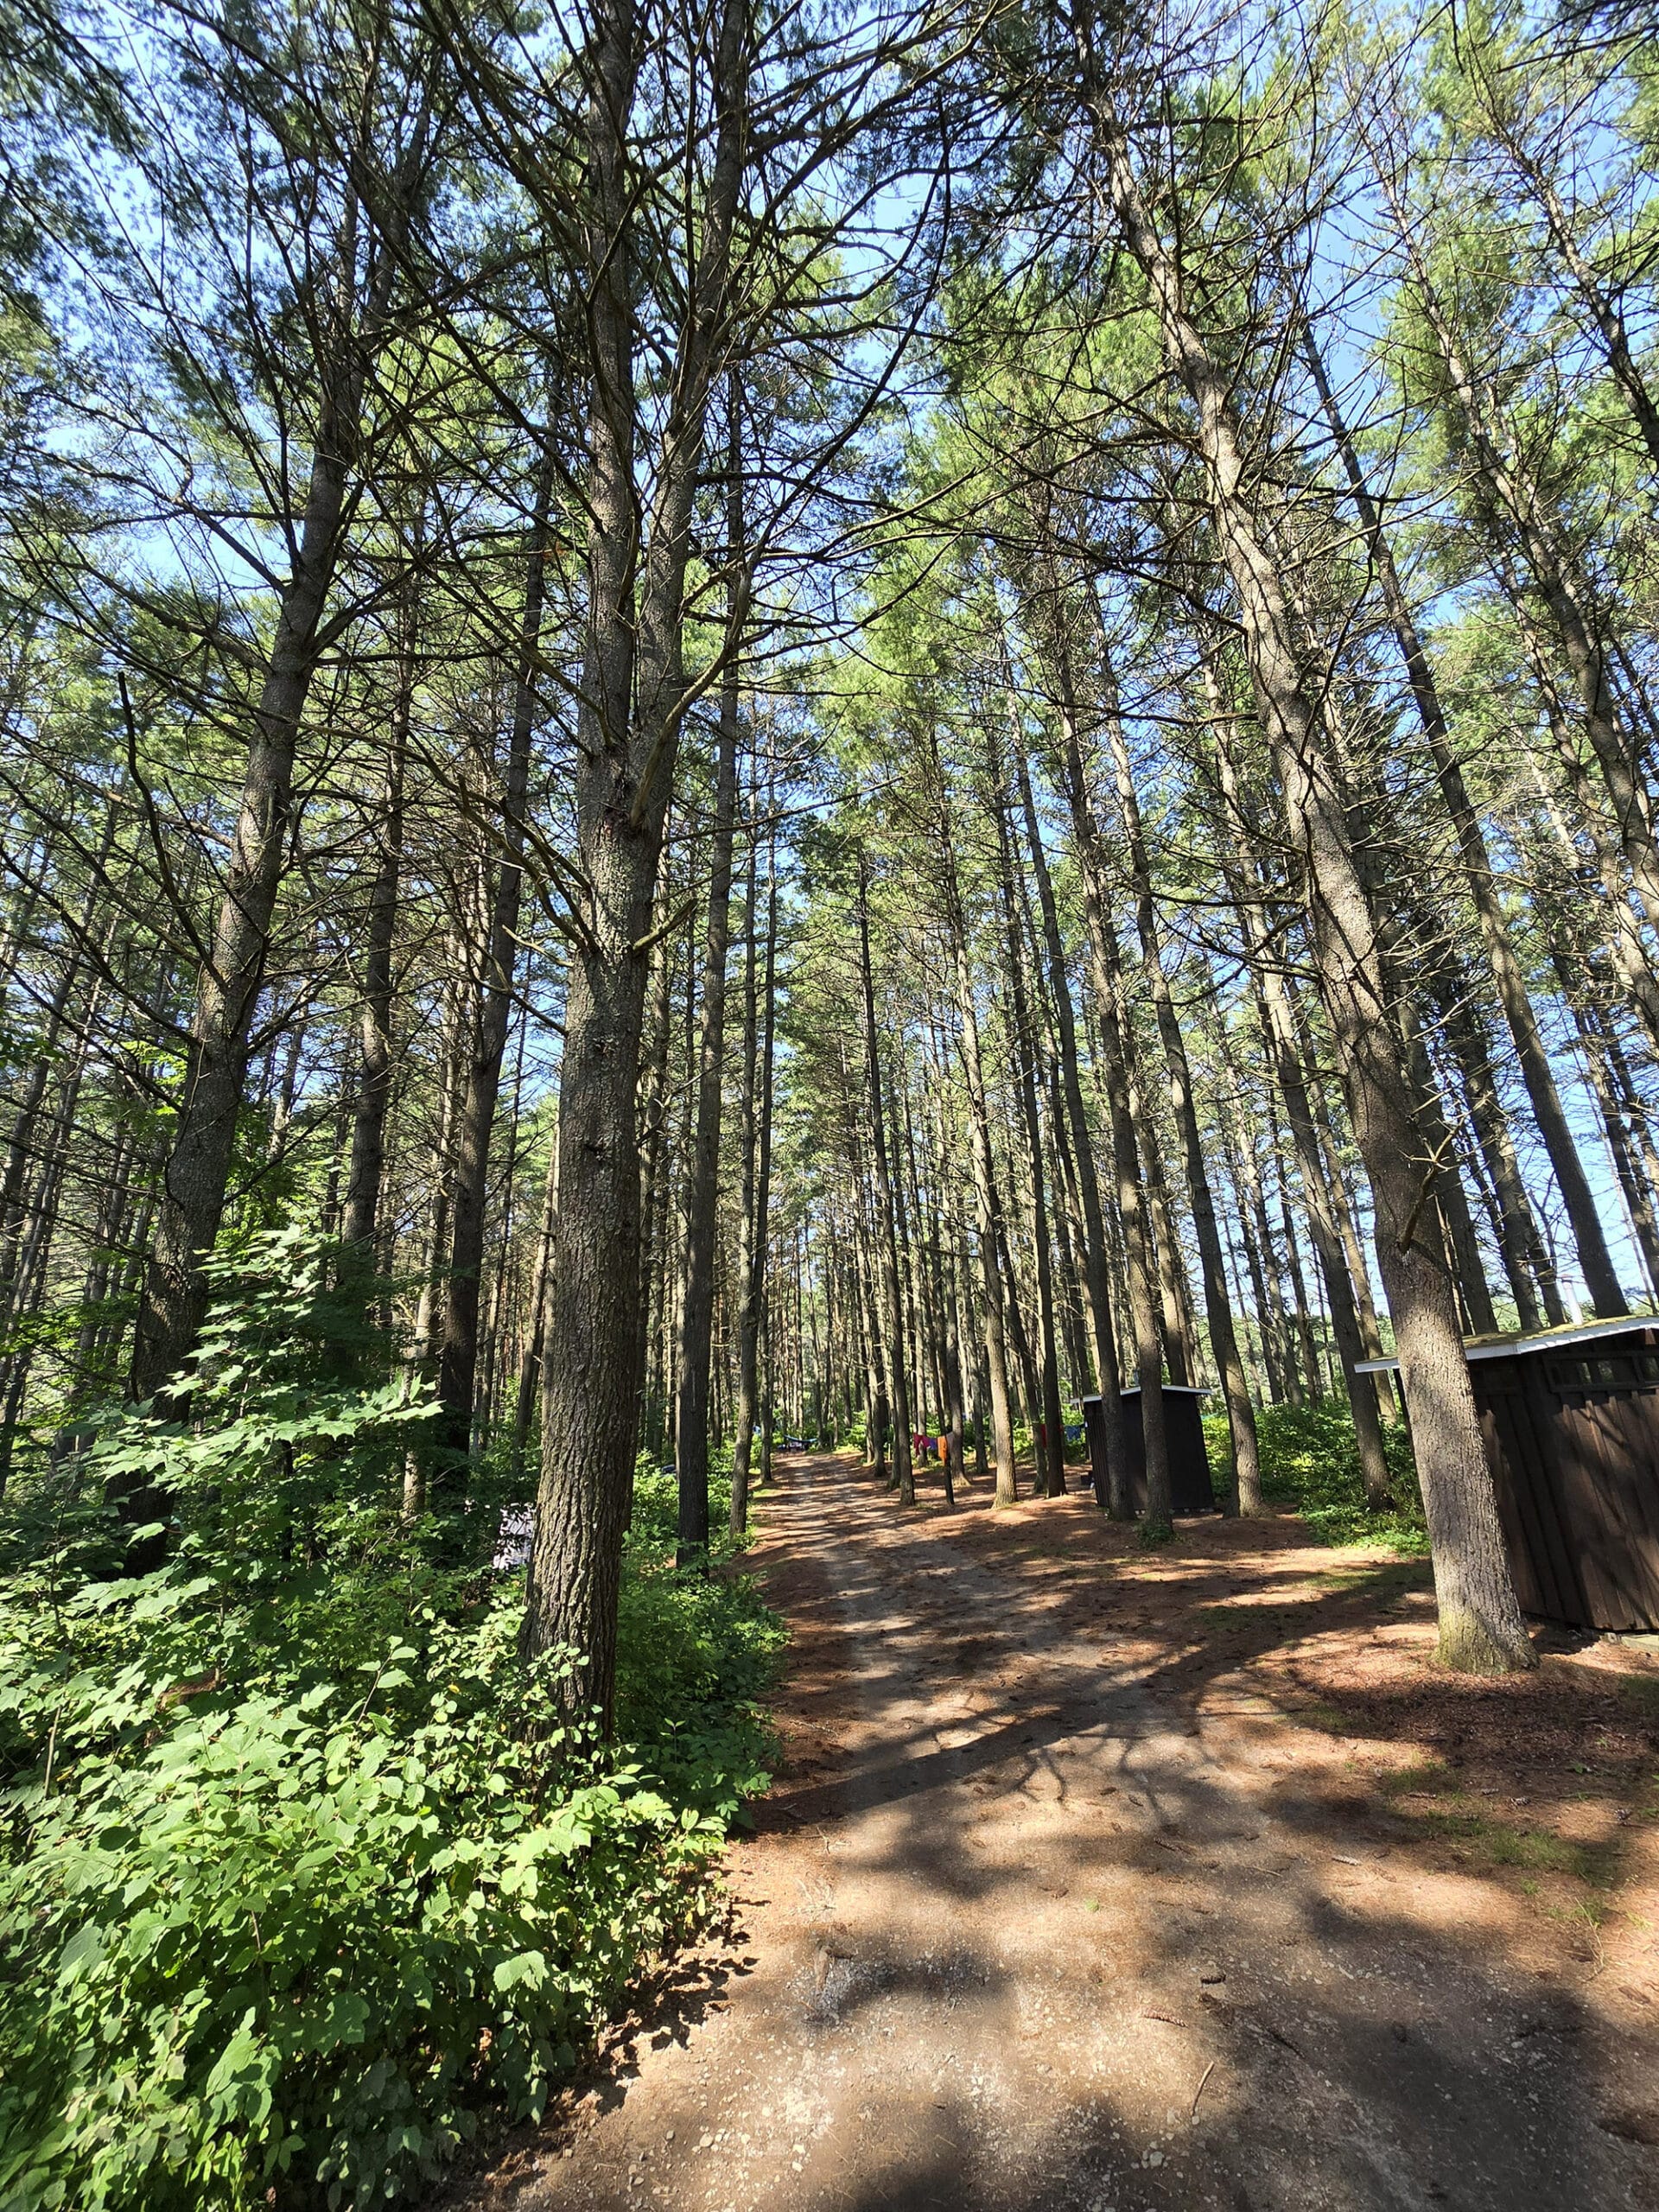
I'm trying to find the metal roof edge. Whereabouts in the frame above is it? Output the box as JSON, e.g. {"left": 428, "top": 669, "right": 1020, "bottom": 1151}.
{"left": 1079, "top": 1386, "right": 1213, "bottom": 1399}
{"left": 1355, "top": 1313, "right": 1659, "bottom": 1376}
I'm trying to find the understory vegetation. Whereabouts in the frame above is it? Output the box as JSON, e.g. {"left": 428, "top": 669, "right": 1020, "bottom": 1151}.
{"left": 0, "top": 1234, "right": 782, "bottom": 2212}
{"left": 1208, "top": 1403, "right": 1429, "bottom": 1554}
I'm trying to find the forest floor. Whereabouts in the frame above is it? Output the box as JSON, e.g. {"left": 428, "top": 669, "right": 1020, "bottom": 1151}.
{"left": 454, "top": 1449, "right": 1659, "bottom": 2212}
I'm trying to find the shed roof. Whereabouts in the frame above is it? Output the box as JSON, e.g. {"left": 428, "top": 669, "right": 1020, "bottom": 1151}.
{"left": 1080, "top": 1386, "right": 1211, "bottom": 1400}
{"left": 1354, "top": 1313, "right": 1659, "bottom": 1376}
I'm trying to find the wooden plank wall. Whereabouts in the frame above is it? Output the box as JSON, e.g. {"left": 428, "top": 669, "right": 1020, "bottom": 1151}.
{"left": 1473, "top": 1333, "right": 1659, "bottom": 1632}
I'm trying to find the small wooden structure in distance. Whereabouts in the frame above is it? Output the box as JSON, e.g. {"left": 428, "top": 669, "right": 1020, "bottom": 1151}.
{"left": 1080, "top": 1385, "right": 1216, "bottom": 1515}
{"left": 1358, "top": 1318, "right": 1659, "bottom": 1633}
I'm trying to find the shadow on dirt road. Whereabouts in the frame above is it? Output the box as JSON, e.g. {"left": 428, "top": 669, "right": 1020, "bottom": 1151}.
{"left": 451, "top": 1451, "right": 1659, "bottom": 2212}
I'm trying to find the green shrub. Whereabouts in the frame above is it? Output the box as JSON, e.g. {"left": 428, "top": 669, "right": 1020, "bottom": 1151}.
{"left": 0, "top": 1596, "right": 714, "bottom": 2211}
{"left": 618, "top": 1470, "right": 787, "bottom": 1820}
{"left": 0, "top": 1232, "right": 780, "bottom": 2211}
{"left": 1205, "top": 1399, "right": 1429, "bottom": 1554}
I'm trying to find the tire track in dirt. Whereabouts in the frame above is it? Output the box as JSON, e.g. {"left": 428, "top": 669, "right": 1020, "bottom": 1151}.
{"left": 460, "top": 1452, "right": 1659, "bottom": 2212}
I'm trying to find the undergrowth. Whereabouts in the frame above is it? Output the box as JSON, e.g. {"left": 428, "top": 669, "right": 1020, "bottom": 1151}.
{"left": 1206, "top": 1400, "right": 1430, "bottom": 1554}
{"left": 0, "top": 1229, "right": 783, "bottom": 2212}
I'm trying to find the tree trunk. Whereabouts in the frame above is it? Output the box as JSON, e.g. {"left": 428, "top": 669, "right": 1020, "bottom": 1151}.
{"left": 1092, "top": 88, "right": 1532, "bottom": 1668}
{"left": 989, "top": 741, "right": 1065, "bottom": 1495}
{"left": 131, "top": 179, "right": 411, "bottom": 1405}
{"left": 731, "top": 815, "right": 777, "bottom": 1535}
{"left": 342, "top": 607, "right": 415, "bottom": 1264}
{"left": 676, "top": 410, "right": 743, "bottom": 1558}
{"left": 510, "top": 1145, "right": 560, "bottom": 1488}
{"left": 1098, "top": 665, "right": 1262, "bottom": 1510}
{"left": 1043, "top": 664, "right": 1171, "bottom": 1526}
{"left": 1010, "top": 741, "right": 1131, "bottom": 1507}
{"left": 435, "top": 462, "right": 554, "bottom": 1480}
{"left": 1380, "top": 174, "right": 1659, "bottom": 938}
{"left": 1299, "top": 310, "right": 1623, "bottom": 1316}
{"left": 857, "top": 852, "right": 914, "bottom": 1506}
{"left": 938, "top": 783, "right": 1019, "bottom": 1503}
{"left": 524, "top": 0, "right": 747, "bottom": 1722}
{"left": 1216, "top": 730, "right": 1396, "bottom": 1503}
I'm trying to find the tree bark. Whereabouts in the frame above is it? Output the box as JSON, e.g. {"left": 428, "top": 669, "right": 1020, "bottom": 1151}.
{"left": 989, "top": 739, "right": 1065, "bottom": 1495}
{"left": 1010, "top": 741, "right": 1132, "bottom": 1507}
{"left": 1091, "top": 86, "right": 1532, "bottom": 1668}
{"left": 340, "top": 652, "right": 407, "bottom": 1258}
{"left": 676, "top": 407, "right": 744, "bottom": 1558}
{"left": 1098, "top": 662, "right": 1262, "bottom": 1510}
{"left": 1044, "top": 661, "right": 1171, "bottom": 1525}
{"left": 1379, "top": 171, "right": 1659, "bottom": 938}
{"left": 857, "top": 851, "right": 914, "bottom": 1506}
{"left": 435, "top": 460, "right": 555, "bottom": 1479}
{"left": 730, "top": 814, "right": 777, "bottom": 1535}
{"left": 1298, "top": 309, "right": 1624, "bottom": 1316}
{"left": 131, "top": 166, "right": 416, "bottom": 1405}
{"left": 938, "top": 779, "right": 1019, "bottom": 1504}
{"left": 524, "top": 0, "right": 747, "bottom": 1722}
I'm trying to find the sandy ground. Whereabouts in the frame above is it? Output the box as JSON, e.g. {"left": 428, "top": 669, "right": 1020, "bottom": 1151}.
{"left": 454, "top": 1450, "right": 1659, "bottom": 2212}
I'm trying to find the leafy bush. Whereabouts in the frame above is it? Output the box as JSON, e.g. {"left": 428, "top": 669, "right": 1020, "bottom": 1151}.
{"left": 1205, "top": 1398, "right": 1428, "bottom": 1554}
{"left": 0, "top": 1599, "right": 713, "bottom": 2211}
{"left": 0, "top": 1232, "right": 781, "bottom": 2212}
{"left": 618, "top": 1469, "right": 786, "bottom": 1820}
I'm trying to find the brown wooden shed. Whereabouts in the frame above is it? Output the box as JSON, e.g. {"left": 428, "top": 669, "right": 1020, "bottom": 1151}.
{"left": 1080, "top": 1386, "right": 1216, "bottom": 1516}
{"left": 1358, "top": 1319, "right": 1659, "bottom": 1632}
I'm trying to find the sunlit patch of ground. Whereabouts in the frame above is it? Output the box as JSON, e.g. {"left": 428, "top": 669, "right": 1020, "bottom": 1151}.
{"left": 447, "top": 1449, "right": 1659, "bottom": 2212}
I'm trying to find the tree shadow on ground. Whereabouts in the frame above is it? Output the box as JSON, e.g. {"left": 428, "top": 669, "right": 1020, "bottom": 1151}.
{"left": 444, "top": 1452, "right": 1659, "bottom": 2212}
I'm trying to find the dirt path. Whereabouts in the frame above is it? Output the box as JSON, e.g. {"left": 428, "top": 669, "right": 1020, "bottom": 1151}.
{"left": 470, "top": 1452, "right": 1659, "bottom": 2212}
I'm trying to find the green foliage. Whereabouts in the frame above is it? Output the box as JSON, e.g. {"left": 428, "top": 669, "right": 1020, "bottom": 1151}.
{"left": 619, "top": 1470, "right": 787, "bottom": 1821}
{"left": 1207, "top": 1400, "right": 1430, "bottom": 1554}
{"left": 0, "top": 1233, "right": 781, "bottom": 2212}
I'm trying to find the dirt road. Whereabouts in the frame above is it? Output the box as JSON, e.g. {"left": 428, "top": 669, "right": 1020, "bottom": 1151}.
{"left": 474, "top": 1451, "right": 1659, "bottom": 2212}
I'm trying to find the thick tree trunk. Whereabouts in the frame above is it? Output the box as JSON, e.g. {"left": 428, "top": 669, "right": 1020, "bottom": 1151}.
{"left": 1093, "top": 93, "right": 1532, "bottom": 1668}
{"left": 524, "top": 0, "right": 747, "bottom": 1722}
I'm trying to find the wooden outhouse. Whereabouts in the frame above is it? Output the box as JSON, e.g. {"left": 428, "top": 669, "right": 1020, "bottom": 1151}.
{"left": 1080, "top": 1385, "right": 1216, "bottom": 1516}
{"left": 1358, "top": 1319, "right": 1659, "bottom": 1632}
